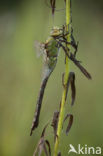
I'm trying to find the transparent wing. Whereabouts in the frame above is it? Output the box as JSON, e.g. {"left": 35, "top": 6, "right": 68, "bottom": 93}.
{"left": 42, "top": 63, "right": 52, "bottom": 81}
{"left": 34, "top": 41, "right": 45, "bottom": 58}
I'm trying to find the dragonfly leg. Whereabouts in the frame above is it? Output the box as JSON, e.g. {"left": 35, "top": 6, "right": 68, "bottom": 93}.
{"left": 55, "top": 34, "right": 78, "bottom": 58}
{"left": 57, "top": 41, "right": 91, "bottom": 79}
{"left": 71, "top": 30, "right": 79, "bottom": 57}
{"left": 61, "top": 25, "right": 79, "bottom": 57}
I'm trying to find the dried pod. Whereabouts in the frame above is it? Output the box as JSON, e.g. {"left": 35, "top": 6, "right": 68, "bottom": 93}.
{"left": 69, "top": 72, "right": 76, "bottom": 106}
{"left": 33, "top": 124, "right": 51, "bottom": 156}
{"left": 51, "top": 111, "right": 59, "bottom": 141}
{"left": 63, "top": 114, "right": 73, "bottom": 135}
{"left": 65, "top": 72, "right": 76, "bottom": 106}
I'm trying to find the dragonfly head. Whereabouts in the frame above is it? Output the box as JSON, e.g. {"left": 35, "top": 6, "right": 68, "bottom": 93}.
{"left": 50, "top": 26, "right": 62, "bottom": 37}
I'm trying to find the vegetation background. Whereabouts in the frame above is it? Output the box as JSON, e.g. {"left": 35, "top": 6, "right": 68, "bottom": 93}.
{"left": 0, "top": 0, "right": 103, "bottom": 155}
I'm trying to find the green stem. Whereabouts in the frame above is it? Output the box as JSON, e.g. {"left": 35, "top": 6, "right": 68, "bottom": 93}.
{"left": 53, "top": 0, "right": 71, "bottom": 155}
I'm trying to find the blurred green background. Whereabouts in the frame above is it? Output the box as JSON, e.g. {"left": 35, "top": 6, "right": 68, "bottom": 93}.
{"left": 0, "top": 0, "right": 103, "bottom": 155}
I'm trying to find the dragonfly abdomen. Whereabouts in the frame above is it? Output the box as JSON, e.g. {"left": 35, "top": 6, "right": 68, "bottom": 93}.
{"left": 30, "top": 75, "right": 50, "bottom": 136}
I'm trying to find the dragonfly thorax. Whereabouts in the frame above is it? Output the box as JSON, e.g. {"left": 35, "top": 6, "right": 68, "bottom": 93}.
{"left": 45, "top": 37, "right": 59, "bottom": 58}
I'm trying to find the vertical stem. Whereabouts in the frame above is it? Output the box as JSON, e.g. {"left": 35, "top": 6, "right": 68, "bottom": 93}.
{"left": 53, "top": 0, "right": 71, "bottom": 155}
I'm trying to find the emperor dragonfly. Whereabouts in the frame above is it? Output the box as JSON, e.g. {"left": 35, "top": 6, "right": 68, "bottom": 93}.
{"left": 30, "top": 26, "right": 64, "bottom": 136}
{"left": 30, "top": 25, "right": 91, "bottom": 135}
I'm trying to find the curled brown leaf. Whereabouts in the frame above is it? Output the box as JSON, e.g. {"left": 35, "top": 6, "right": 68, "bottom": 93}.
{"left": 33, "top": 123, "right": 51, "bottom": 156}
{"left": 45, "top": 140, "right": 51, "bottom": 156}
{"left": 69, "top": 72, "right": 76, "bottom": 106}
{"left": 63, "top": 114, "right": 73, "bottom": 135}
{"left": 65, "top": 72, "right": 76, "bottom": 106}
{"left": 51, "top": 111, "right": 59, "bottom": 141}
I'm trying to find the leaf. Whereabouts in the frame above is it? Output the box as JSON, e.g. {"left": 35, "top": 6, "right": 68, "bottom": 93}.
{"left": 51, "top": 111, "right": 59, "bottom": 141}
{"left": 65, "top": 72, "right": 76, "bottom": 106}
{"left": 45, "top": 140, "right": 51, "bottom": 156}
{"left": 43, "top": 142, "right": 50, "bottom": 156}
{"left": 69, "top": 72, "right": 76, "bottom": 106}
{"left": 41, "top": 123, "right": 49, "bottom": 137}
{"left": 33, "top": 123, "right": 51, "bottom": 156}
{"left": 62, "top": 72, "right": 65, "bottom": 87}
{"left": 63, "top": 114, "right": 73, "bottom": 135}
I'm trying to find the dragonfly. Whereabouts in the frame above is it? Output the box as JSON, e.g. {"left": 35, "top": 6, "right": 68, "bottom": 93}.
{"left": 30, "top": 26, "right": 64, "bottom": 136}
{"left": 30, "top": 25, "right": 91, "bottom": 136}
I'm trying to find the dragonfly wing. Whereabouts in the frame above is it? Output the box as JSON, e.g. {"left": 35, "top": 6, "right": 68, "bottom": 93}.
{"left": 34, "top": 41, "right": 45, "bottom": 58}
{"left": 42, "top": 63, "right": 52, "bottom": 81}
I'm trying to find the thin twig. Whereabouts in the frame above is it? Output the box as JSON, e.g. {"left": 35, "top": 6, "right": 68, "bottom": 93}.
{"left": 53, "top": 0, "right": 71, "bottom": 155}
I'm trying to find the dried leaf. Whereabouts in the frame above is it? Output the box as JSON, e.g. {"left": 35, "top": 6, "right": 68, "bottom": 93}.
{"left": 45, "top": 140, "right": 51, "bottom": 156}
{"left": 41, "top": 123, "right": 49, "bottom": 137}
{"left": 69, "top": 72, "right": 76, "bottom": 106}
{"left": 33, "top": 144, "right": 39, "bottom": 156}
{"left": 51, "top": 111, "right": 59, "bottom": 141}
{"left": 43, "top": 143, "right": 49, "bottom": 156}
{"left": 62, "top": 72, "right": 65, "bottom": 87}
{"left": 33, "top": 124, "right": 50, "bottom": 156}
{"left": 65, "top": 74, "right": 70, "bottom": 101}
{"left": 33, "top": 137, "right": 44, "bottom": 156}
{"left": 63, "top": 114, "right": 73, "bottom": 135}
{"left": 65, "top": 72, "right": 76, "bottom": 106}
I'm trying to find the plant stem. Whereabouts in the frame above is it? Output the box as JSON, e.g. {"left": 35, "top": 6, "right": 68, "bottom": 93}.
{"left": 53, "top": 0, "right": 71, "bottom": 155}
